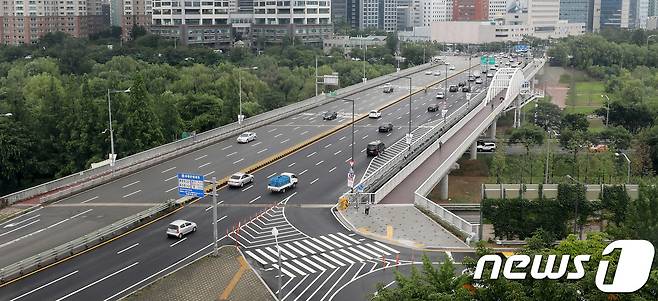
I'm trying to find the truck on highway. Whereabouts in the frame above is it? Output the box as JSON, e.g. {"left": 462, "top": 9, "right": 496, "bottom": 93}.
{"left": 267, "top": 173, "right": 299, "bottom": 193}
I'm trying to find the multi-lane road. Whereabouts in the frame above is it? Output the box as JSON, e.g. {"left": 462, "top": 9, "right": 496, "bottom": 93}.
{"left": 0, "top": 56, "right": 488, "bottom": 301}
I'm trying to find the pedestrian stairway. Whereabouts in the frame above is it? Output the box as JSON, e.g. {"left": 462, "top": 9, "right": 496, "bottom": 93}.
{"left": 244, "top": 233, "right": 399, "bottom": 278}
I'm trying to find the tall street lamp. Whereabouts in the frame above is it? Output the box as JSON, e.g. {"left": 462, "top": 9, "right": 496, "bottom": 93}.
{"left": 601, "top": 94, "right": 610, "bottom": 127}
{"left": 342, "top": 97, "right": 357, "bottom": 192}
{"left": 401, "top": 76, "right": 413, "bottom": 150}
{"left": 238, "top": 66, "right": 258, "bottom": 125}
{"left": 107, "top": 88, "right": 131, "bottom": 167}
{"left": 615, "top": 152, "right": 631, "bottom": 184}
{"left": 315, "top": 55, "right": 333, "bottom": 96}
{"left": 272, "top": 226, "right": 282, "bottom": 300}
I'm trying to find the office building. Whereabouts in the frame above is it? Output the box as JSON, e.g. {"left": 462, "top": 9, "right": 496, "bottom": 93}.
{"left": 421, "top": 0, "right": 452, "bottom": 26}
{"left": 452, "top": 0, "right": 488, "bottom": 21}
{"left": 360, "top": 0, "right": 398, "bottom": 31}
{"left": 560, "top": 0, "right": 596, "bottom": 31}
{"left": 0, "top": 0, "right": 108, "bottom": 44}
{"left": 488, "top": 0, "right": 506, "bottom": 20}
{"left": 597, "top": 0, "right": 648, "bottom": 29}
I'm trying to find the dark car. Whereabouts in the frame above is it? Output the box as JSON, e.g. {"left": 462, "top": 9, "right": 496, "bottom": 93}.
{"left": 367, "top": 140, "right": 385, "bottom": 156}
{"left": 323, "top": 112, "right": 338, "bottom": 120}
{"left": 448, "top": 85, "right": 459, "bottom": 92}
{"left": 468, "top": 76, "right": 476, "bottom": 82}
{"left": 378, "top": 123, "right": 394, "bottom": 132}
{"left": 462, "top": 86, "right": 471, "bottom": 92}
{"left": 458, "top": 81, "right": 466, "bottom": 87}
{"left": 427, "top": 104, "right": 440, "bottom": 112}
{"left": 383, "top": 84, "right": 394, "bottom": 93}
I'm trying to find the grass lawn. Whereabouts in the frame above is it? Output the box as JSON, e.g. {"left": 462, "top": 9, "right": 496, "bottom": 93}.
{"left": 564, "top": 75, "right": 605, "bottom": 116}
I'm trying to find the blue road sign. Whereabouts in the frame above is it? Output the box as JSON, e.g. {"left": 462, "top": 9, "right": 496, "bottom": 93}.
{"left": 355, "top": 183, "right": 365, "bottom": 193}
{"left": 177, "top": 173, "right": 205, "bottom": 198}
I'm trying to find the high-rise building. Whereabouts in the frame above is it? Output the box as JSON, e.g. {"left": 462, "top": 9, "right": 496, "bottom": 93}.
{"left": 452, "top": 0, "right": 488, "bottom": 21}
{"left": 560, "top": 0, "right": 596, "bottom": 31}
{"left": 421, "top": 0, "right": 452, "bottom": 26}
{"left": 0, "top": 0, "right": 108, "bottom": 44}
{"left": 597, "top": 0, "right": 648, "bottom": 29}
{"left": 360, "top": 0, "right": 398, "bottom": 31}
{"left": 650, "top": 0, "right": 658, "bottom": 16}
{"left": 528, "top": 0, "right": 561, "bottom": 38}
{"left": 488, "top": 0, "right": 506, "bottom": 20}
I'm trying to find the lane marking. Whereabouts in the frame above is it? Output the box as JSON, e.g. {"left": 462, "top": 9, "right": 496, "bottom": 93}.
{"left": 241, "top": 185, "right": 254, "bottom": 192}
{"left": 267, "top": 173, "right": 277, "bottom": 178}
{"left": 333, "top": 150, "right": 342, "bottom": 155}
{"left": 300, "top": 131, "right": 309, "bottom": 135}
{"left": 310, "top": 178, "right": 319, "bottom": 185}
{"left": 166, "top": 186, "right": 178, "bottom": 193}
{"left": 204, "top": 171, "right": 215, "bottom": 177}
{"left": 55, "top": 262, "right": 139, "bottom": 301}
{"left": 121, "top": 181, "right": 140, "bottom": 188}
{"left": 116, "top": 243, "right": 139, "bottom": 255}
{"left": 226, "top": 151, "right": 238, "bottom": 157}
{"left": 339, "top": 136, "right": 346, "bottom": 141}
{"left": 160, "top": 167, "right": 176, "bottom": 174}
{"left": 281, "top": 138, "right": 290, "bottom": 144}
{"left": 324, "top": 143, "right": 332, "bottom": 148}
{"left": 169, "top": 237, "right": 188, "bottom": 247}
{"left": 299, "top": 169, "right": 308, "bottom": 175}
{"left": 274, "top": 133, "right": 283, "bottom": 138}
{"left": 194, "top": 154, "right": 207, "bottom": 161}
{"left": 268, "top": 128, "right": 278, "bottom": 133}
{"left": 2, "top": 214, "right": 40, "bottom": 229}
{"left": 362, "top": 135, "right": 368, "bottom": 140}
{"left": 306, "top": 152, "right": 317, "bottom": 157}
{"left": 164, "top": 176, "right": 176, "bottom": 182}
{"left": 80, "top": 196, "right": 98, "bottom": 204}
{"left": 0, "top": 219, "right": 40, "bottom": 238}
{"left": 257, "top": 148, "right": 268, "bottom": 154}
{"left": 221, "top": 145, "right": 232, "bottom": 150}
{"left": 233, "top": 158, "right": 244, "bottom": 164}
{"left": 198, "top": 162, "right": 212, "bottom": 168}
{"left": 9, "top": 270, "right": 79, "bottom": 301}
{"left": 288, "top": 162, "right": 296, "bottom": 167}
{"left": 249, "top": 196, "right": 262, "bottom": 204}
{"left": 328, "top": 167, "right": 337, "bottom": 173}
{"left": 252, "top": 142, "right": 262, "bottom": 147}
{"left": 122, "top": 190, "right": 142, "bottom": 198}
{"left": 315, "top": 160, "right": 324, "bottom": 166}
{"left": 216, "top": 216, "right": 227, "bottom": 223}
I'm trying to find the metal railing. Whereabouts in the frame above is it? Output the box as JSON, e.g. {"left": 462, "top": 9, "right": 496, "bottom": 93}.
{"left": 415, "top": 195, "right": 479, "bottom": 236}
{"left": 1, "top": 62, "right": 439, "bottom": 208}
{"left": 0, "top": 197, "right": 188, "bottom": 283}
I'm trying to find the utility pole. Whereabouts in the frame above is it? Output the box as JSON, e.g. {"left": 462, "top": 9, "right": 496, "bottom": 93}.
{"left": 106, "top": 89, "right": 115, "bottom": 167}
{"left": 212, "top": 176, "right": 218, "bottom": 256}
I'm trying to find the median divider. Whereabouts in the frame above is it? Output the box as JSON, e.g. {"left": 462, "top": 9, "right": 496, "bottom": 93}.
{"left": 0, "top": 196, "right": 195, "bottom": 284}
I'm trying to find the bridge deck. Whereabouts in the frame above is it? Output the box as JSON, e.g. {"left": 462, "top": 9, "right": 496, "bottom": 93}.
{"left": 380, "top": 89, "right": 508, "bottom": 204}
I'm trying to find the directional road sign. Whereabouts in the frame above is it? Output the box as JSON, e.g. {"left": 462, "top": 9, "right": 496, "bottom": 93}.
{"left": 177, "top": 173, "right": 205, "bottom": 198}
{"left": 355, "top": 183, "right": 365, "bottom": 193}
{"left": 347, "top": 168, "right": 355, "bottom": 188}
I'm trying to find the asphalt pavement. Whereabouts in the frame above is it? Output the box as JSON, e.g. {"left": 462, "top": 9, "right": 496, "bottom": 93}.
{"left": 0, "top": 56, "right": 489, "bottom": 300}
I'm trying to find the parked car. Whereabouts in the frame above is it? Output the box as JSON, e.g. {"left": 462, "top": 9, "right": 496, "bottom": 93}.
{"left": 589, "top": 144, "right": 609, "bottom": 153}
{"left": 368, "top": 110, "right": 382, "bottom": 118}
{"left": 267, "top": 173, "right": 298, "bottom": 193}
{"left": 378, "top": 123, "right": 394, "bottom": 132}
{"left": 166, "top": 220, "right": 197, "bottom": 239}
{"left": 462, "top": 86, "right": 471, "bottom": 92}
{"left": 383, "top": 84, "right": 394, "bottom": 93}
{"left": 323, "top": 111, "right": 338, "bottom": 120}
{"left": 236, "top": 132, "right": 257, "bottom": 143}
{"left": 475, "top": 78, "right": 483, "bottom": 84}
{"left": 477, "top": 141, "right": 496, "bottom": 152}
{"left": 428, "top": 104, "right": 441, "bottom": 112}
{"left": 228, "top": 172, "right": 254, "bottom": 187}
{"left": 367, "top": 140, "right": 385, "bottom": 156}
{"left": 449, "top": 85, "right": 459, "bottom": 92}
{"left": 436, "top": 91, "right": 445, "bottom": 99}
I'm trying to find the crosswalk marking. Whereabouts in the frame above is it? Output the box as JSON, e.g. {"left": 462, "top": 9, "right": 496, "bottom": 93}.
{"left": 256, "top": 248, "right": 277, "bottom": 263}
{"left": 338, "top": 232, "right": 361, "bottom": 244}
{"left": 302, "top": 257, "right": 326, "bottom": 272}
{"left": 311, "top": 237, "right": 334, "bottom": 251}
{"left": 322, "top": 253, "right": 346, "bottom": 267}
{"left": 328, "top": 234, "right": 352, "bottom": 246}
{"left": 330, "top": 250, "right": 355, "bottom": 264}
{"left": 374, "top": 241, "right": 400, "bottom": 254}
{"left": 357, "top": 245, "right": 381, "bottom": 258}
{"left": 365, "top": 243, "right": 391, "bottom": 256}
{"left": 272, "top": 264, "right": 296, "bottom": 278}
{"left": 312, "top": 255, "right": 336, "bottom": 269}
{"left": 245, "top": 250, "right": 268, "bottom": 265}
{"left": 320, "top": 235, "right": 344, "bottom": 248}
{"left": 293, "top": 240, "right": 316, "bottom": 255}
{"left": 283, "top": 242, "right": 307, "bottom": 257}
{"left": 266, "top": 246, "right": 287, "bottom": 260}
{"left": 346, "top": 246, "right": 372, "bottom": 260}
{"left": 278, "top": 246, "right": 298, "bottom": 259}
{"left": 283, "top": 261, "right": 307, "bottom": 276}
{"left": 293, "top": 259, "right": 316, "bottom": 273}
{"left": 339, "top": 248, "right": 365, "bottom": 262}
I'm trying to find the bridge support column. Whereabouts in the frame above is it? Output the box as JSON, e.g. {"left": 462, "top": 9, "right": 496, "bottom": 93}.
{"left": 439, "top": 175, "right": 449, "bottom": 200}
{"left": 470, "top": 141, "right": 477, "bottom": 160}
{"left": 488, "top": 119, "right": 497, "bottom": 139}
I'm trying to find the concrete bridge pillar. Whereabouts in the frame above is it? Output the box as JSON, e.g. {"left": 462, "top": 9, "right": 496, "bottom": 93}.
{"left": 470, "top": 141, "right": 477, "bottom": 160}
{"left": 439, "top": 175, "right": 449, "bottom": 200}
{"left": 488, "top": 118, "right": 497, "bottom": 139}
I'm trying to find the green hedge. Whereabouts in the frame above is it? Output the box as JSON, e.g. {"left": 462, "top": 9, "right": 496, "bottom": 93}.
{"left": 482, "top": 198, "right": 571, "bottom": 240}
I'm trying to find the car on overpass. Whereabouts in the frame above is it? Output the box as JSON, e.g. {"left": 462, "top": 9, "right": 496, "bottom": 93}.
{"left": 228, "top": 172, "right": 254, "bottom": 187}
{"left": 323, "top": 111, "right": 338, "bottom": 120}
{"left": 166, "top": 220, "right": 197, "bottom": 239}
{"left": 378, "top": 123, "right": 394, "bottom": 132}
{"left": 427, "top": 104, "right": 440, "bottom": 112}
{"left": 383, "top": 84, "right": 394, "bottom": 93}
{"left": 368, "top": 110, "right": 382, "bottom": 118}
{"left": 236, "top": 131, "right": 257, "bottom": 143}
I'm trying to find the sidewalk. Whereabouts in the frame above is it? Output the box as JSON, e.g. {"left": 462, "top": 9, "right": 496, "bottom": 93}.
{"left": 337, "top": 204, "right": 469, "bottom": 250}
{"left": 125, "top": 246, "right": 274, "bottom": 301}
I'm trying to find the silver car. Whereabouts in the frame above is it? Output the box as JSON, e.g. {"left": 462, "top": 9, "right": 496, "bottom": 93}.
{"left": 236, "top": 132, "right": 257, "bottom": 143}
{"left": 228, "top": 172, "right": 254, "bottom": 187}
{"left": 166, "top": 220, "right": 197, "bottom": 239}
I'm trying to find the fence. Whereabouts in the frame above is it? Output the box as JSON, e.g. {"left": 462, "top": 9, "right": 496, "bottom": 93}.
{"left": 1, "top": 62, "right": 438, "bottom": 208}
{"left": 482, "top": 183, "right": 640, "bottom": 200}
{"left": 0, "top": 197, "right": 190, "bottom": 283}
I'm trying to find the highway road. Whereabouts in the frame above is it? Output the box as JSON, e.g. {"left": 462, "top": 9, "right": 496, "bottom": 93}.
{"left": 0, "top": 56, "right": 489, "bottom": 301}
{"left": 0, "top": 56, "right": 475, "bottom": 268}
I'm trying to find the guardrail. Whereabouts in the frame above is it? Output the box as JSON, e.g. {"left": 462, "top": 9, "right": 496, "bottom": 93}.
{"left": 1, "top": 62, "right": 439, "bottom": 208}
{"left": 0, "top": 197, "right": 190, "bottom": 283}
{"left": 415, "top": 196, "right": 479, "bottom": 237}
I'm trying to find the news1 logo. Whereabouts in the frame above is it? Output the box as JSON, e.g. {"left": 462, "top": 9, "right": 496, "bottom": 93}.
{"left": 473, "top": 240, "right": 655, "bottom": 293}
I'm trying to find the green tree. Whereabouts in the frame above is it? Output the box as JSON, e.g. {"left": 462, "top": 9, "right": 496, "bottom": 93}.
{"left": 559, "top": 129, "right": 588, "bottom": 178}
{"left": 597, "top": 126, "right": 631, "bottom": 150}
{"left": 530, "top": 101, "right": 562, "bottom": 131}
{"left": 509, "top": 125, "right": 545, "bottom": 183}
{"left": 490, "top": 141, "right": 507, "bottom": 184}
{"left": 560, "top": 113, "right": 589, "bottom": 133}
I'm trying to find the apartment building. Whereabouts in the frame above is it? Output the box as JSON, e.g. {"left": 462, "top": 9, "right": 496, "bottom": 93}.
{"left": 452, "top": 0, "right": 488, "bottom": 21}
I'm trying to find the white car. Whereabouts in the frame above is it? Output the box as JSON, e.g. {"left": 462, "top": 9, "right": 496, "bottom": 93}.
{"left": 368, "top": 110, "right": 382, "bottom": 118}
{"left": 425, "top": 70, "right": 433, "bottom": 75}
{"left": 236, "top": 132, "right": 257, "bottom": 143}
{"left": 449, "top": 65, "right": 456, "bottom": 70}
{"left": 166, "top": 220, "right": 197, "bottom": 239}
{"left": 487, "top": 72, "right": 494, "bottom": 78}
{"left": 436, "top": 91, "right": 445, "bottom": 99}
{"left": 433, "top": 71, "right": 441, "bottom": 76}
{"left": 228, "top": 172, "right": 254, "bottom": 187}
{"left": 477, "top": 142, "right": 496, "bottom": 152}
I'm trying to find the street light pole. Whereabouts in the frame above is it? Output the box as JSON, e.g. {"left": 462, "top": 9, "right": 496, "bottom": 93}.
{"left": 601, "top": 94, "right": 610, "bottom": 127}
{"left": 315, "top": 56, "right": 318, "bottom": 96}
{"left": 400, "top": 76, "right": 413, "bottom": 150}
{"left": 615, "top": 152, "right": 631, "bottom": 184}
{"left": 272, "top": 227, "right": 282, "bottom": 300}
{"left": 106, "top": 88, "right": 130, "bottom": 167}
{"left": 237, "top": 67, "right": 258, "bottom": 124}
{"left": 212, "top": 176, "right": 218, "bottom": 256}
